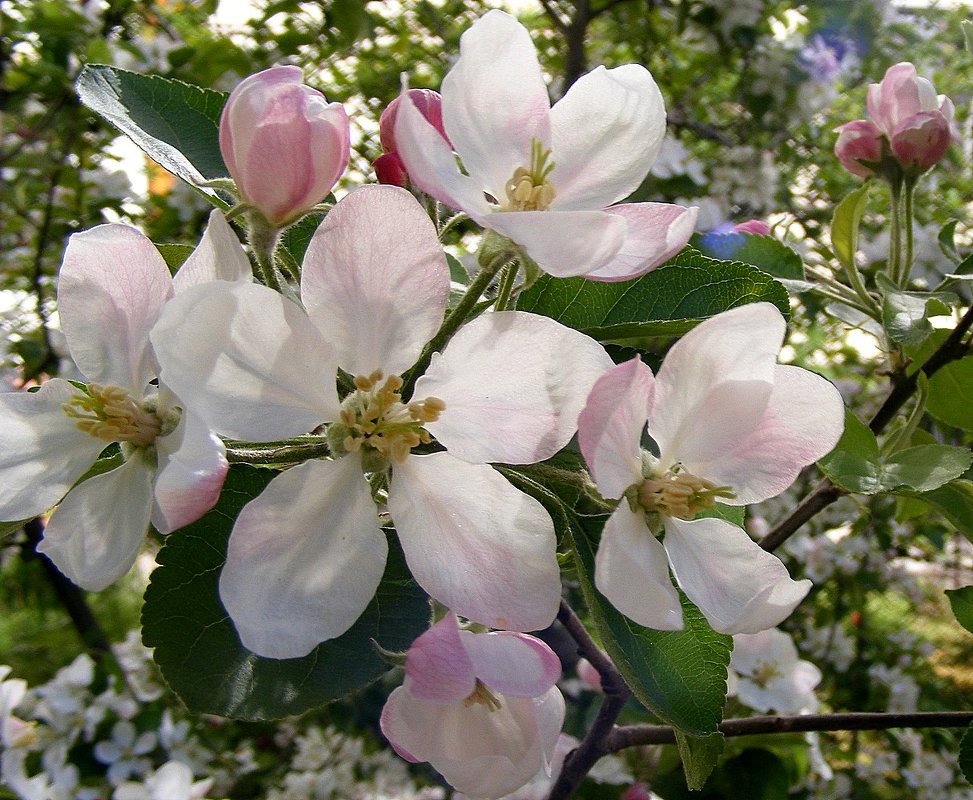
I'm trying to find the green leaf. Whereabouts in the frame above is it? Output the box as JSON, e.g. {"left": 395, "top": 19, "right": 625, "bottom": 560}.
{"left": 939, "top": 220, "right": 961, "bottom": 265}
{"left": 568, "top": 514, "right": 730, "bottom": 736}
{"left": 831, "top": 185, "right": 869, "bottom": 270}
{"left": 279, "top": 211, "right": 326, "bottom": 267}
{"left": 914, "top": 480, "right": 973, "bottom": 543}
{"left": 883, "top": 445, "right": 973, "bottom": 493}
{"left": 961, "top": 721, "right": 973, "bottom": 786}
{"left": 817, "top": 409, "right": 882, "bottom": 494}
{"left": 693, "top": 233, "right": 804, "bottom": 280}
{"left": 516, "top": 247, "right": 789, "bottom": 341}
{"left": 155, "top": 243, "right": 194, "bottom": 273}
{"left": 676, "top": 731, "right": 725, "bottom": 790}
{"left": 76, "top": 65, "right": 228, "bottom": 196}
{"left": 879, "top": 276, "right": 955, "bottom": 347}
{"left": 142, "top": 465, "right": 430, "bottom": 720}
{"left": 927, "top": 356, "right": 973, "bottom": 431}
{"left": 945, "top": 586, "right": 973, "bottom": 635}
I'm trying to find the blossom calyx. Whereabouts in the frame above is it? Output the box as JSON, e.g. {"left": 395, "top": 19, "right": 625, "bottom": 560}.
{"left": 219, "top": 65, "right": 350, "bottom": 227}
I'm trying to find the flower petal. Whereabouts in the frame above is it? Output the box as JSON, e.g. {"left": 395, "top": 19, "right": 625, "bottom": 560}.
{"left": 218, "top": 457, "right": 388, "bottom": 659}
{"left": 651, "top": 303, "right": 784, "bottom": 466}
{"left": 151, "top": 409, "right": 228, "bottom": 533}
{"left": 460, "top": 630, "right": 561, "bottom": 697}
{"left": 405, "top": 615, "right": 476, "bottom": 704}
{"left": 691, "top": 364, "right": 844, "bottom": 504}
{"left": 594, "top": 505, "right": 683, "bottom": 630}
{"left": 486, "top": 209, "right": 627, "bottom": 278}
{"left": 0, "top": 379, "right": 104, "bottom": 521}
{"left": 416, "top": 311, "right": 612, "bottom": 464}
{"left": 301, "top": 185, "right": 449, "bottom": 376}
{"left": 550, "top": 65, "right": 666, "bottom": 210}
{"left": 581, "top": 202, "right": 697, "bottom": 282}
{"left": 172, "top": 210, "right": 252, "bottom": 292}
{"left": 663, "top": 517, "right": 811, "bottom": 635}
{"left": 151, "top": 281, "right": 339, "bottom": 440}
{"left": 37, "top": 456, "right": 154, "bottom": 591}
{"left": 441, "top": 9, "right": 552, "bottom": 201}
{"left": 58, "top": 224, "right": 174, "bottom": 392}
{"left": 577, "top": 357, "right": 653, "bottom": 500}
{"left": 390, "top": 452, "right": 560, "bottom": 632}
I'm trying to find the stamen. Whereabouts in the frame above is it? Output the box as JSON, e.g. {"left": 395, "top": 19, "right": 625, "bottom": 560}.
{"left": 463, "top": 679, "right": 503, "bottom": 712}
{"left": 636, "top": 466, "right": 735, "bottom": 520}
{"left": 62, "top": 383, "right": 163, "bottom": 448}
{"left": 501, "top": 138, "right": 556, "bottom": 212}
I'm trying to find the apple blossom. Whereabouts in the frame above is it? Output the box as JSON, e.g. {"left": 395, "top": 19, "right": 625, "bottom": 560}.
{"left": 729, "top": 628, "right": 821, "bottom": 714}
{"left": 219, "top": 65, "right": 350, "bottom": 227}
{"left": 380, "top": 615, "right": 564, "bottom": 799}
{"left": 866, "top": 62, "right": 953, "bottom": 141}
{"left": 0, "top": 211, "right": 249, "bottom": 590}
{"left": 393, "top": 9, "right": 697, "bottom": 281}
{"left": 374, "top": 89, "right": 449, "bottom": 187}
{"left": 577, "top": 302, "right": 844, "bottom": 634}
{"left": 834, "top": 119, "right": 884, "bottom": 178}
{"left": 151, "top": 184, "right": 613, "bottom": 658}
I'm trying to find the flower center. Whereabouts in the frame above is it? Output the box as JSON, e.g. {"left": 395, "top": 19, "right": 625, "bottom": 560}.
{"left": 633, "top": 461, "right": 735, "bottom": 521}
{"left": 330, "top": 371, "right": 445, "bottom": 465}
{"left": 501, "top": 138, "right": 556, "bottom": 212}
{"left": 463, "top": 679, "right": 502, "bottom": 712}
{"left": 750, "top": 660, "right": 781, "bottom": 688}
{"left": 62, "top": 384, "right": 170, "bottom": 448}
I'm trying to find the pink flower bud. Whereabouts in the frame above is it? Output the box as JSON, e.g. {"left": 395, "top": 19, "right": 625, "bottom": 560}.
{"left": 890, "top": 110, "right": 951, "bottom": 172}
{"left": 373, "top": 152, "right": 408, "bottom": 187}
{"left": 732, "top": 219, "right": 771, "bottom": 236}
{"left": 623, "top": 783, "right": 656, "bottom": 800}
{"left": 379, "top": 88, "right": 449, "bottom": 154}
{"left": 866, "top": 62, "right": 953, "bottom": 138}
{"left": 219, "top": 65, "right": 350, "bottom": 227}
{"left": 834, "top": 119, "right": 883, "bottom": 178}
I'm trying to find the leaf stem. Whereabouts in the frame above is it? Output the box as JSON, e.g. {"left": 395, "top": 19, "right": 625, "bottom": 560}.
{"left": 224, "top": 436, "right": 331, "bottom": 465}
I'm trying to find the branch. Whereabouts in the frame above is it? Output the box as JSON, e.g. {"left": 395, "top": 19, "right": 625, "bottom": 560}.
{"left": 608, "top": 711, "right": 973, "bottom": 750}
{"left": 760, "top": 302, "right": 973, "bottom": 551}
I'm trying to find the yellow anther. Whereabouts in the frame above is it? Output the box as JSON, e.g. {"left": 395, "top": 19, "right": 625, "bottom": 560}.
{"left": 501, "top": 138, "right": 556, "bottom": 212}
{"left": 463, "top": 680, "right": 503, "bottom": 712}
{"left": 637, "top": 468, "right": 735, "bottom": 520}
{"left": 62, "top": 383, "right": 164, "bottom": 448}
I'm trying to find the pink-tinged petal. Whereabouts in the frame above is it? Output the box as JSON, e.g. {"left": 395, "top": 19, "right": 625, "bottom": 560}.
{"left": 441, "top": 9, "right": 552, "bottom": 201}
{"left": 690, "top": 365, "right": 844, "bottom": 504}
{"left": 582, "top": 203, "right": 697, "bottom": 282}
{"left": 663, "top": 517, "right": 811, "bottom": 635}
{"left": 58, "top": 224, "right": 174, "bottom": 393}
{"left": 0, "top": 379, "right": 105, "bottom": 521}
{"left": 867, "top": 63, "right": 922, "bottom": 135}
{"left": 151, "top": 409, "right": 228, "bottom": 533}
{"left": 577, "top": 357, "right": 654, "bottom": 500}
{"left": 594, "top": 505, "right": 683, "bottom": 630}
{"left": 486, "top": 208, "right": 627, "bottom": 278}
{"left": 550, "top": 65, "right": 666, "bottom": 210}
{"left": 172, "top": 210, "right": 252, "bottom": 292}
{"left": 651, "top": 303, "right": 784, "bottom": 465}
{"left": 380, "top": 687, "right": 422, "bottom": 762}
{"left": 890, "top": 111, "right": 951, "bottom": 172}
{"left": 301, "top": 185, "right": 449, "bottom": 376}
{"left": 219, "top": 457, "right": 387, "bottom": 659}
{"left": 460, "top": 630, "right": 561, "bottom": 697}
{"left": 393, "top": 93, "right": 494, "bottom": 217}
{"left": 834, "top": 119, "right": 883, "bottom": 178}
{"left": 405, "top": 615, "right": 476, "bottom": 704}
{"left": 390, "top": 452, "right": 560, "bottom": 632}
{"left": 38, "top": 456, "right": 154, "bottom": 591}
{"left": 151, "top": 281, "right": 338, "bottom": 441}
{"left": 416, "top": 311, "right": 613, "bottom": 464}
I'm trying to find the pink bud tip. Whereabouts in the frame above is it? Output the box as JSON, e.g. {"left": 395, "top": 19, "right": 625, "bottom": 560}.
{"left": 732, "top": 219, "right": 771, "bottom": 236}
{"left": 379, "top": 88, "right": 450, "bottom": 155}
{"left": 833, "top": 119, "right": 883, "bottom": 178}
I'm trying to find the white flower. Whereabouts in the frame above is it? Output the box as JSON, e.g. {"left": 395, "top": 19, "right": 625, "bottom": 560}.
{"left": 94, "top": 720, "right": 157, "bottom": 784}
{"left": 730, "top": 628, "right": 822, "bottom": 714}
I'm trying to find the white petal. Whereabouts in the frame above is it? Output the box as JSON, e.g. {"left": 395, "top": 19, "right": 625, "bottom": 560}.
{"left": 218, "top": 457, "right": 387, "bottom": 659}
{"left": 441, "top": 9, "right": 552, "bottom": 201}
{"left": 460, "top": 630, "right": 561, "bottom": 697}
{"left": 301, "top": 185, "right": 449, "bottom": 376}
{"left": 577, "top": 357, "right": 653, "bottom": 500}
{"left": 486, "top": 209, "right": 627, "bottom": 278}
{"left": 416, "top": 311, "right": 612, "bottom": 464}
{"left": 151, "top": 281, "right": 339, "bottom": 440}
{"left": 693, "top": 365, "right": 845, "bottom": 504}
{"left": 390, "top": 452, "right": 560, "bottom": 632}
{"left": 37, "top": 457, "right": 155, "bottom": 591}
{"left": 172, "top": 210, "right": 252, "bottom": 291}
{"left": 651, "top": 303, "right": 784, "bottom": 466}
{"left": 550, "top": 65, "right": 666, "bottom": 210}
{"left": 151, "top": 409, "right": 228, "bottom": 533}
{"left": 581, "top": 202, "right": 697, "bottom": 282}
{"left": 594, "top": 505, "right": 683, "bottom": 630}
{"left": 0, "top": 379, "right": 104, "bottom": 521}
{"left": 663, "top": 517, "right": 811, "bottom": 635}
{"left": 58, "top": 224, "right": 173, "bottom": 392}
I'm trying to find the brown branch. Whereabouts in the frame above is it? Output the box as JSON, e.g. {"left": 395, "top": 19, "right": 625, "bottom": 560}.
{"left": 608, "top": 711, "right": 973, "bottom": 750}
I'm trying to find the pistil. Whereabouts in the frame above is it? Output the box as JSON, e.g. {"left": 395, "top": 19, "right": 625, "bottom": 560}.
{"left": 502, "top": 138, "right": 556, "bottom": 212}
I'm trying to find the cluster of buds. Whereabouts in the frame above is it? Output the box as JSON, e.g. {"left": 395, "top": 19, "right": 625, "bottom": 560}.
{"left": 834, "top": 62, "right": 953, "bottom": 180}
